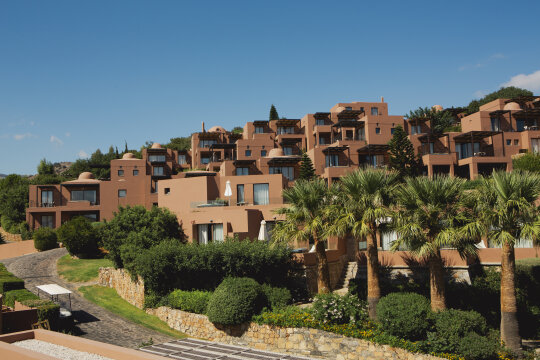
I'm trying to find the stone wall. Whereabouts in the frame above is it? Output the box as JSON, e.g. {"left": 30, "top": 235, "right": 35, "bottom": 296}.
{"left": 147, "top": 306, "right": 443, "bottom": 360}
{"left": 0, "top": 227, "right": 22, "bottom": 242}
{"left": 98, "top": 267, "right": 145, "bottom": 309}
{"left": 304, "top": 255, "right": 347, "bottom": 293}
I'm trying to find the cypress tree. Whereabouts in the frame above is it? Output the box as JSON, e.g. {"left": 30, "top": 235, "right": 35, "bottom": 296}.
{"left": 388, "top": 125, "right": 421, "bottom": 179}
{"left": 124, "top": 141, "right": 129, "bottom": 153}
{"left": 269, "top": 104, "right": 279, "bottom": 120}
{"left": 299, "top": 151, "right": 316, "bottom": 180}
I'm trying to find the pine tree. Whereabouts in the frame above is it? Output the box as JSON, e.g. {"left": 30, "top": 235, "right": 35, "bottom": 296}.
{"left": 388, "top": 126, "right": 421, "bottom": 179}
{"left": 269, "top": 104, "right": 279, "bottom": 120}
{"left": 299, "top": 151, "right": 316, "bottom": 180}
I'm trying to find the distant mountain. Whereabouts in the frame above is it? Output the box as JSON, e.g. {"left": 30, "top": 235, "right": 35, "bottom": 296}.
{"left": 0, "top": 174, "right": 7, "bottom": 179}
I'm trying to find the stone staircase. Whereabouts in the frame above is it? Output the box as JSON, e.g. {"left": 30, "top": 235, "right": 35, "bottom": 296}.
{"left": 334, "top": 261, "right": 358, "bottom": 295}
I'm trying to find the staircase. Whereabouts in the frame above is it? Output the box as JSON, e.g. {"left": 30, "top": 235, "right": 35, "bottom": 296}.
{"left": 334, "top": 261, "right": 358, "bottom": 295}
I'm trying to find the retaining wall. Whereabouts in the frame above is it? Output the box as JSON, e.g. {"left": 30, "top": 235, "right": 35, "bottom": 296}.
{"left": 98, "top": 267, "right": 145, "bottom": 309}
{"left": 0, "top": 227, "right": 22, "bottom": 242}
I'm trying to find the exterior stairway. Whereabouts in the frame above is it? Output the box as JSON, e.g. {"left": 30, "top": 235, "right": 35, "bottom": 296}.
{"left": 334, "top": 261, "right": 358, "bottom": 295}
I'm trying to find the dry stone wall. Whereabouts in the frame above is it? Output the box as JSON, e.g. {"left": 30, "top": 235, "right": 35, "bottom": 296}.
{"left": 0, "top": 227, "right": 22, "bottom": 242}
{"left": 304, "top": 255, "right": 347, "bottom": 293}
{"left": 98, "top": 267, "right": 145, "bottom": 309}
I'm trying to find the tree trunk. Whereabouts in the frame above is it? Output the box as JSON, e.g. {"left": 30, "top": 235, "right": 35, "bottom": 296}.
{"left": 366, "top": 225, "right": 381, "bottom": 319}
{"left": 428, "top": 249, "right": 446, "bottom": 312}
{"left": 500, "top": 241, "right": 522, "bottom": 354}
{"left": 314, "top": 232, "right": 331, "bottom": 294}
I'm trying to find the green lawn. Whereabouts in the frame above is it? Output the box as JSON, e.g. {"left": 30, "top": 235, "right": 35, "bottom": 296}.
{"left": 57, "top": 254, "right": 113, "bottom": 282}
{"left": 516, "top": 257, "right": 540, "bottom": 266}
{"left": 79, "top": 285, "right": 186, "bottom": 339}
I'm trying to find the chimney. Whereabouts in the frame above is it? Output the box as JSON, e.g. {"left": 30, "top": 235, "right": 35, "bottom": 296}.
{"left": 202, "top": 121, "right": 205, "bottom": 132}
{"left": 381, "top": 96, "right": 384, "bottom": 103}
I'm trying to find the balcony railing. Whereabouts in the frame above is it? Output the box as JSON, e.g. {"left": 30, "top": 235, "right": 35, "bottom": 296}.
{"left": 190, "top": 198, "right": 285, "bottom": 208}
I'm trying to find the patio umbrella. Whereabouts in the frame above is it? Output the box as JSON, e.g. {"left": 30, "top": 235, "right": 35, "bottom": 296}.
{"left": 224, "top": 180, "right": 232, "bottom": 205}
{"left": 258, "top": 220, "right": 269, "bottom": 242}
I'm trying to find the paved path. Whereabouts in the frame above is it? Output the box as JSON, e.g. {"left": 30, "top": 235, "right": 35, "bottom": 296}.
{"left": 1, "top": 248, "right": 176, "bottom": 349}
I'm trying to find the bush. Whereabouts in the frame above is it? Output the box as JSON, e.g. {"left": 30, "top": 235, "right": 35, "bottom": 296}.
{"left": 513, "top": 152, "right": 540, "bottom": 172}
{"left": 18, "top": 222, "right": 33, "bottom": 240}
{"left": 167, "top": 290, "right": 212, "bottom": 314}
{"left": 207, "top": 277, "right": 264, "bottom": 325}
{"left": 134, "top": 240, "right": 295, "bottom": 296}
{"left": 33, "top": 227, "right": 58, "bottom": 251}
{"left": 454, "top": 332, "right": 498, "bottom": 360}
{"left": 311, "top": 293, "right": 368, "bottom": 325}
{"left": 0, "top": 275, "right": 25, "bottom": 293}
{"left": 3, "top": 289, "right": 39, "bottom": 308}
{"left": 261, "top": 284, "right": 291, "bottom": 310}
{"left": 56, "top": 217, "right": 99, "bottom": 258}
{"left": 376, "top": 292, "right": 432, "bottom": 341}
{"left": 21, "top": 299, "right": 60, "bottom": 330}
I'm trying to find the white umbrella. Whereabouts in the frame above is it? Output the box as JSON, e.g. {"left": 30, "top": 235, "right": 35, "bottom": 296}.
{"left": 224, "top": 180, "right": 232, "bottom": 205}
{"left": 258, "top": 220, "right": 269, "bottom": 242}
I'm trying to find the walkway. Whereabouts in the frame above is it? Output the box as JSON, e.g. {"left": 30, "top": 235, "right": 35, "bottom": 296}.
{"left": 1, "top": 248, "right": 176, "bottom": 349}
{"left": 0, "top": 240, "right": 37, "bottom": 260}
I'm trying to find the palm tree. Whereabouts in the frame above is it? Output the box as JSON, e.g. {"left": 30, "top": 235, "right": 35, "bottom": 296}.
{"left": 272, "top": 178, "right": 335, "bottom": 293}
{"left": 392, "top": 176, "right": 477, "bottom": 311}
{"left": 470, "top": 171, "right": 540, "bottom": 353}
{"left": 330, "top": 168, "right": 399, "bottom": 319}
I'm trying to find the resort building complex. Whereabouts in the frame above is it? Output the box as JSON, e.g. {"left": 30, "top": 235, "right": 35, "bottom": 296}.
{"left": 26, "top": 96, "right": 540, "bottom": 268}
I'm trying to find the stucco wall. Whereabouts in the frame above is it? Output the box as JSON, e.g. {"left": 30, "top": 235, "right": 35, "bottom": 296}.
{"left": 98, "top": 267, "right": 145, "bottom": 309}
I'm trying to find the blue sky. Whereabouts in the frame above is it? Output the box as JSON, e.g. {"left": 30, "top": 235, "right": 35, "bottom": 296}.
{"left": 2, "top": 0, "right": 540, "bottom": 174}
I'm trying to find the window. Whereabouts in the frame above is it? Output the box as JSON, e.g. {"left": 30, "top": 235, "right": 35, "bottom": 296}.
{"left": 371, "top": 107, "right": 379, "bottom": 116}
{"left": 236, "top": 167, "right": 249, "bottom": 176}
{"left": 516, "top": 119, "right": 525, "bottom": 132}
{"left": 282, "top": 147, "right": 293, "bottom": 155}
{"left": 506, "top": 139, "right": 511, "bottom": 146}
{"left": 199, "top": 139, "right": 217, "bottom": 148}
{"left": 41, "top": 190, "right": 53, "bottom": 207}
{"left": 357, "top": 127, "right": 365, "bottom": 140}
{"left": 118, "top": 189, "right": 127, "bottom": 198}
{"left": 531, "top": 138, "right": 540, "bottom": 153}
{"left": 245, "top": 150, "right": 251, "bottom": 156}
{"left": 253, "top": 183, "right": 269, "bottom": 205}
{"left": 381, "top": 231, "right": 408, "bottom": 251}
{"left": 325, "top": 154, "right": 339, "bottom": 167}
{"left": 270, "top": 166, "right": 294, "bottom": 181}
{"left": 71, "top": 190, "right": 97, "bottom": 203}
{"left": 514, "top": 139, "right": 519, "bottom": 145}
{"left": 490, "top": 117, "right": 501, "bottom": 132}
{"left": 178, "top": 154, "right": 187, "bottom": 164}
{"left": 255, "top": 126, "right": 264, "bottom": 134}
{"left": 345, "top": 106, "right": 352, "bottom": 110}
{"left": 261, "top": 150, "right": 267, "bottom": 156}
{"left": 345, "top": 130, "right": 353, "bottom": 140}
{"left": 153, "top": 166, "right": 164, "bottom": 176}
{"left": 237, "top": 184, "right": 245, "bottom": 204}
{"left": 375, "top": 127, "right": 381, "bottom": 134}
{"left": 164, "top": 188, "right": 170, "bottom": 195}
{"left": 277, "top": 127, "right": 294, "bottom": 135}
{"left": 198, "top": 223, "right": 224, "bottom": 244}
{"left": 429, "top": 142, "right": 435, "bottom": 154}
{"left": 41, "top": 215, "right": 53, "bottom": 228}
{"left": 133, "top": 169, "right": 139, "bottom": 176}
{"left": 83, "top": 214, "right": 97, "bottom": 222}
{"left": 151, "top": 180, "right": 158, "bottom": 193}
{"left": 148, "top": 155, "right": 166, "bottom": 162}
{"left": 411, "top": 125, "right": 421, "bottom": 135}
{"left": 201, "top": 156, "right": 210, "bottom": 164}
{"left": 316, "top": 119, "right": 325, "bottom": 126}
{"left": 319, "top": 137, "right": 327, "bottom": 145}
{"left": 457, "top": 142, "right": 480, "bottom": 159}
{"left": 118, "top": 170, "right": 124, "bottom": 176}
{"left": 391, "top": 128, "right": 395, "bottom": 135}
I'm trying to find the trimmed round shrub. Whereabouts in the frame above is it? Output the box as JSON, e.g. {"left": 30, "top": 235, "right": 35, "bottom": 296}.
{"left": 456, "top": 332, "right": 498, "bottom": 360}
{"left": 261, "top": 284, "right": 291, "bottom": 310}
{"left": 207, "top": 277, "right": 264, "bottom": 325}
{"left": 376, "top": 292, "right": 432, "bottom": 341}
{"left": 312, "top": 293, "right": 368, "bottom": 325}
{"left": 167, "top": 290, "right": 212, "bottom": 314}
{"left": 33, "top": 227, "right": 58, "bottom": 251}
{"left": 56, "top": 216, "right": 99, "bottom": 258}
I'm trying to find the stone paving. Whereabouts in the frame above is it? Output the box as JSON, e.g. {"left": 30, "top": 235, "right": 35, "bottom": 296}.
{"left": 1, "top": 248, "right": 176, "bottom": 349}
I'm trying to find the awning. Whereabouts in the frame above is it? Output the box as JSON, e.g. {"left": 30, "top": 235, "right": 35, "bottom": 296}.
{"left": 357, "top": 144, "right": 389, "bottom": 153}
{"left": 332, "top": 120, "right": 364, "bottom": 128}
{"left": 453, "top": 131, "right": 500, "bottom": 142}
{"left": 323, "top": 146, "right": 348, "bottom": 154}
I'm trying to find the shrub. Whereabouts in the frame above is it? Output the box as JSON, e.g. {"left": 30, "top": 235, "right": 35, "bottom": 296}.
{"left": 427, "top": 309, "right": 488, "bottom": 354}
{"left": 167, "top": 290, "right": 212, "bottom": 314}
{"left": 455, "top": 332, "right": 498, "bottom": 360}
{"left": 376, "top": 292, "right": 431, "bottom": 341}
{"left": 56, "top": 216, "right": 99, "bottom": 258}
{"left": 18, "top": 222, "right": 33, "bottom": 240}
{"left": 206, "top": 277, "right": 264, "bottom": 325}
{"left": 311, "top": 293, "right": 368, "bottom": 325}
{"left": 21, "top": 299, "right": 60, "bottom": 330}
{"left": 261, "top": 284, "right": 291, "bottom": 310}
{"left": 513, "top": 152, "right": 540, "bottom": 172}
{"left": 0, "top": 275, "right": 25, "bottom": 293}
{"left": 33, "top": 227, "right": 58, "bottom": 251}
{"left": 3, "top": 289, "right": 39, "bottom": 308}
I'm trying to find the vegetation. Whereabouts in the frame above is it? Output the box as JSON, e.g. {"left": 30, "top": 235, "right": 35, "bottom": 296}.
{"left": 20, "top": 299, "right": 61, "bottom": 330}
{"left": 273, "top": 179, "right": 336, "bottom": 293}
{"left": 206, "top": 277, "right": 265, "bottom": 325}
{"left": 79, "top": 285, "right": 186, "bottom": 338}
{"left": 298, "top": 151, "right": 316, "bottom": 180}
{"left": 261, "top": 284, "right": 292, "bottom": 310}
{"left": 231, "top": 126, "right": 244, "bottom": 135}
{"left": 3, "top": 289, "right": 39, "bottom": 307}
{"left": 269, "top": 104, "right": 279, "bottom": 120}
{"left": 512, "top": 152, "right": 540, "bottom": 172}
{"left": 405, "top": 107, "right": 454, "bottom": 135}
{"left": 166, "top": 290, "right": 212, "bottom": 314}
{"left": 311, "top": 293, "right": 367, "bottom": 325}
{"left": 164, "top": 136, "right": 191, "bottom": 151}
{"left": 33, "top": 227, "right": 58, "bottom": 251}
{"left": 387, "top": 126, "right": 422, "bottom": 179}
{"left": 57, "top": 254, "right": 113, "bottom": 282}
{"left": 0, "top": 174, "right": 30, "bottom": 234}
{"left": 37, "top": 158, "right": 55, "bottom": 175}
{"left": 466, "top": 86, "right": 533, "bottom": 114}
{"left": 57, "top": 217, "right": 99, "bottom": 258}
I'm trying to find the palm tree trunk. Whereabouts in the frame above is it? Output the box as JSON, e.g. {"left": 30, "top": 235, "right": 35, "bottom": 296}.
{"left": 428, "top": 249, "right": 446, "bottom": 312}
{"left": 366, "top": 225, "right": 381, "bottom": 319}
{"left": 500, "top": 241, "right": 522, "bottom": 354}
{"left": 314, "top": 232, "right": 331, "bottom": 294}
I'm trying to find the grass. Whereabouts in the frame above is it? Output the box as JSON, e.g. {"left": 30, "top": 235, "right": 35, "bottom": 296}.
{"left": 79, "top": 285, "right": 186, "bottom": 339}
{"left": 57, "top": 254, "right": 113, "bottom": 282}
{"left": 516, "top": 257, "right": 540, "bottom": 266}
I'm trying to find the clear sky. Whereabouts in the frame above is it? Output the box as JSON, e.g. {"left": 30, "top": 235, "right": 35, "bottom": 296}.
{"left": 2, "top": 0, "right": 540, "bottom": 174}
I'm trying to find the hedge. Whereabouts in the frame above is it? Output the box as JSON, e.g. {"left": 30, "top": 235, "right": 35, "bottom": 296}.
{"left": 3, "top": 289, "right": 39, "bottom": 308}
{"left": 0, "top": 274, "right": 25, "bottom": 293}
{"left": 33, "top": 227, "right": 58, "bottom": 251}
{"left": 167, "top": 290, "right": 212, "bottom": 314}
{"left": 21, "top": 299, "right": 60, "bottom": 330}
